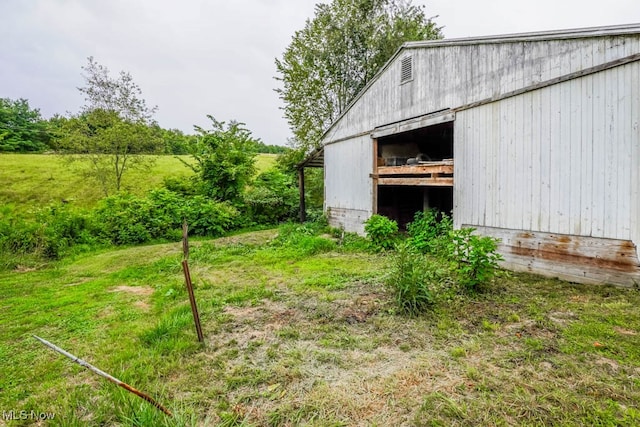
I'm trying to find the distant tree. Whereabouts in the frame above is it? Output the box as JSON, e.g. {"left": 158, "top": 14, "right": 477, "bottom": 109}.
{"left": 156, "top": 126, "right": 195, "bottom": 155}
{"left": 185, "top": 116, "right": 258, "bottom": 202}
{"left": 276, "top": 0, "right": 442, "bottom": 152}
{"left": 0, "top": 98, "right": 51, "bottom": 152}
{"left": 252, "top": 140, "right": 289, "bottom": 154}
{"left": 58, "top": 57, "right": 162, "bottom": 195}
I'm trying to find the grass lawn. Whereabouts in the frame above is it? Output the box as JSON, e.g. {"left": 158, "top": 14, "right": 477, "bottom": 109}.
{"left": 1, "top": 227, "right": 639, "bottom": 426}
{"left": 0, "top": 153, "right": 277, "bottom": 216}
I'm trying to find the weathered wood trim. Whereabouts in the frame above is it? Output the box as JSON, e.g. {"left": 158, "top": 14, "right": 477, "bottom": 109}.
{"left": 378, "top": 177, "right": 454, "bottom": 187}
{"left": 405, "top": 23, "right": 640, "bottom": 48}
{"left": 469, "top": 225, "right": 640, "bottom": 287}
{"left": 378, "top": 162, "right": 454, "bottom": 176}
{"left": 372, "top": 138, "right": 379, "bottom": 214}
{"left": 454, "top": 53, "right": 640, "bottom": 113}
{"left": 372, "top": 112, "right": 455, "bottom": 139}
{"left": 322, "top": 130, "right": 373, "bottom": 147}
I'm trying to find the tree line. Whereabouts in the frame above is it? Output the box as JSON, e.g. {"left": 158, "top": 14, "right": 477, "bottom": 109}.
{"left": 0, "top": 97, "right": 288, "bottom": 156}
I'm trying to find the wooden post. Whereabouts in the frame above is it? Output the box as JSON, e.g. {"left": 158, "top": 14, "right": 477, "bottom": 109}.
{"left": 181, "top": 260, "right": 204, "bottom": 343}
{"left": 298, "top": 167, "right": 306, "bottom": 223}
{"left": 181, "top": 221, "right": 203, "bottom": 343}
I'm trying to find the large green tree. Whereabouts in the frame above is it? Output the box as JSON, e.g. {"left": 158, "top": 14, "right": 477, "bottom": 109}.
{"left": 276, "top": 0, "right": 442, "bottom": 152}
{"left": 185, "top": 116, "right": 259, "bottom": 203}
{"left": 0, "top": 98, "right": 51, "bottom": 152}
{"left": 58, "top": 57, "right": 162, "bottom": 195}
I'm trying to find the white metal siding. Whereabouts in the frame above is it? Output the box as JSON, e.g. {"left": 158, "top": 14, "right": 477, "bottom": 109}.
{"left": 324, "top": 136, "right": 374, "bottom": 233}
{"left": 324, "top": 35, "right": 640, "bottom": 144}
{"left": 454, "top": 61, "right": 640, "bottom": 248}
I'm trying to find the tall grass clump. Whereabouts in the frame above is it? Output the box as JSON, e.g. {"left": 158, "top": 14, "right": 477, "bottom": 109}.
{"left": 385, "top": 243, "right": 437, "bottom": 316}
{"left": 264, "top": 221, "right": 336, "bottom": 260}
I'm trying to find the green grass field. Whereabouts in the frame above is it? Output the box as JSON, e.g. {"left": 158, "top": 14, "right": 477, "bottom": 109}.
{"left": 0, "top": 153, "right": 277, "bottom": 215}
{"left": 1, "top": 226, "right": 639, "bottom": 426}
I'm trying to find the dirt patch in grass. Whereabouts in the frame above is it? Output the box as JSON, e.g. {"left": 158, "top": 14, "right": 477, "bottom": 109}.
{"left": 614, "top": 326, "right": 638, "bottom": 336}
{"left": 110, "top": 285, "right": 154, "bottom": 296}
{"left": 211, "top": 229, "right": 278, "bottom": 247}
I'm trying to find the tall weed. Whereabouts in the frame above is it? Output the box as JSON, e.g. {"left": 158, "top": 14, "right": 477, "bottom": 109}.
{"left": 445, "top": 227, "right": 503, "bottom": 292}
{"left": 385, "top": 243, "right": 437, "bottom": 316}
{"left": 407, "top": 209, "right": 452, "bottom": 254}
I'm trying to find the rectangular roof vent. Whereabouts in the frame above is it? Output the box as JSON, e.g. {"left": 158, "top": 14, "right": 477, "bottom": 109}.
{"left": 400, "top": 56, "right": 413, "bottom": 84}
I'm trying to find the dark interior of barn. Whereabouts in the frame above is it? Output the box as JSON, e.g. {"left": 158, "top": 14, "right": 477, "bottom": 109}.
{"left": 376, "top": 122, "right": 454, "bottom": 228}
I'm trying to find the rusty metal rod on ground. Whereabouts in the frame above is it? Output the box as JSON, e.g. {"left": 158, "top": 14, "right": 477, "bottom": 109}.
{"left": 181, "top": 260, "right": 204, "bottom": 342}
{"left": 32, "top": 335, "right": 172, "bottom": 417}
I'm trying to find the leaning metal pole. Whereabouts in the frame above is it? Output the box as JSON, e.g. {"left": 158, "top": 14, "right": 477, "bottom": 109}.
{"left": 32, "top": 335, "right": 172, "bottom": 417}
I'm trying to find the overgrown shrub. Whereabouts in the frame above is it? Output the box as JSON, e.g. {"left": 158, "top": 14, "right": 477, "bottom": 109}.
{"left": 445, "top": 228, "right": 503, "bottom": 291}
{"left": 243, "top": 170, "right": 299, "bottom": 225}
{"left": 407, "top": 209, "right": 452, "bottom": 254}
{"left": 95, "top": 193, "right": 155, "bottom": 245}
{"left": 94, "top": 191, "right": 241, "bottom": 245}
{"left": 184, "top": 196, "right": 239, "bottom": 237}
{"left": 36, "top": 204, "right": 101, "bottom": 257}
{"left": 364, "top": 214, "right": 399, "bottom": 251}
{"left": 0, "top": 204, "right": 98, "bottom": 260}
{"left": 385, "top": 243, "right": 437, "bottom": 316}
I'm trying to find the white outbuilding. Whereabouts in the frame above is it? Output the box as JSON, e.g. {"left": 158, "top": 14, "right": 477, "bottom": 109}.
{"left": 303, "top": 23, "right": 640, "bottom": 286}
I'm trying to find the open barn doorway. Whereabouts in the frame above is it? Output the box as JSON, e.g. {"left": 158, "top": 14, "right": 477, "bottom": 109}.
{"left": 374, "top": 120, "right": 454, "bottom": 229}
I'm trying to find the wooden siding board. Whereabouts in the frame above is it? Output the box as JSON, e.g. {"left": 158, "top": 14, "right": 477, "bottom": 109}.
{"left": 530, "top": 89, "right": 542, "bottom": 231}
{"left": 569, "top": 48, "right": 582, "bottom": 235}
{"left": 632, "top": 61, "right": 640, "bottom": 255}
{"left": 557, "top": 49, "right": 572, "bottom": 234}
{"left": 548, "top": 84, "right": 561, "bottom": 233}
{"left": 603, "top": 65, "right": 618, "bottom": 238}
{"left": 630, "top": 60, "right": 638, "bottom": 244}
{"left": 522, "top": 91, "right": 533, "bottom": 231}
{"left": 580, "top": 43, "right": 594, "bottom": 236}
{"left": 618, "top": 64, "right": 632, "bottom": 240}
{"left": 514, "top": 93, "right": 526, "bottom": 230}
{"left": 472, "top": 225, "right": 640, "bottom": 286}
{"left": 591, "top": 54, "right": 606, "bottom": 238}
{"left": 470, "top": 106, "right": 479, "bottom": 226}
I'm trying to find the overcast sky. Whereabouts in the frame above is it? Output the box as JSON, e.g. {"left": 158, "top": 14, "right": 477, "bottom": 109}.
{"left": 1, "top": 0, "right": 639, "bottom": 146}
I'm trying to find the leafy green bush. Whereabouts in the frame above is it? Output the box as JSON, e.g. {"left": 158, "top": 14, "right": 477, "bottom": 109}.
{"left": 243, "top": 169, "right": 299, "bottom": 225}
{"left": 407, "top": 209, "right": 452, "bottom": 254}
{"left": 95, "top": 193, "right": 155, "bottom": 245}
{"left": 94, "top": 190, "right": 241, "bottom": 245}
{"left": 184, "top": 196, "right": 239, "bottom": 237}
{"left": 364, "top": 214, "right": 399, "bottom": 251}
{"left": 385, "top": 243, "right": 437, "bottom": 316}
{"left": 0, "top": 204, "right": 99, "bottom": 261}
{"left": 36, "top": 204, "right": 102, "bottom": 257}
{"left": 446, "top": 228, "right": 503, "bottom": 291}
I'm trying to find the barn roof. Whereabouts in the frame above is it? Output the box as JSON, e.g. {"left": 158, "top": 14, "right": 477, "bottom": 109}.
{"left": 320, "top": 22, "right": 640, "bottom": 144}
{"left": 300, "top": 23, "right": 640, "bottom": 168}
